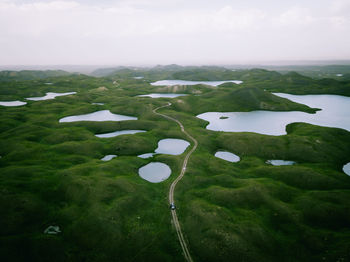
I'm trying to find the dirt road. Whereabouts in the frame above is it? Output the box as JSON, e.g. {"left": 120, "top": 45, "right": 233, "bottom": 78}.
{"left": 153, "top": 103, "right": 197, "bottom": 262}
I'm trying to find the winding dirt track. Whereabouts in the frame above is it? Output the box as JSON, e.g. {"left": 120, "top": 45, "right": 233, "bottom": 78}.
{"left": 153, "top": 103, "right": 197, "bottom": 262}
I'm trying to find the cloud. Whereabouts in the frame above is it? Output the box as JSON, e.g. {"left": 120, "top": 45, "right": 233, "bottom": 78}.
{"left": 331, "top": 0, "right": 350, "bottom": 15}
{"left": 0, "top": 1, "right": 80, "bottom": 11}
{"left": 278, "top": 7, "right": 315, "bottom": 26}
{"left": 0, "top": 0, "right": 349, "bottom": 64}
{"left": 0, "top": 1, "right": 267, "bottom": 38}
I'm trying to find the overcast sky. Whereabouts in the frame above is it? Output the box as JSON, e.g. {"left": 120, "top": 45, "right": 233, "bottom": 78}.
{"left": 0, "top": 0, "right": 350, "bottom": 65}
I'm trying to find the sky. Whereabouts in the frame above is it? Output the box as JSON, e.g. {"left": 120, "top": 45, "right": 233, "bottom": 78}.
{"left": 0, "top": 0, "right": 350, "bottom": 66}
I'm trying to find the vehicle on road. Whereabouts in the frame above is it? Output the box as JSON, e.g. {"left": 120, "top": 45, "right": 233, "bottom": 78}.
{"left": 170, "top": 203, "right": 176, "bottom": 210}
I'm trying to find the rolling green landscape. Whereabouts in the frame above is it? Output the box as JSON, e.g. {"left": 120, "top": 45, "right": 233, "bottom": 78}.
{"left": 1, "top": 66, "right": 350, "bottom": 262}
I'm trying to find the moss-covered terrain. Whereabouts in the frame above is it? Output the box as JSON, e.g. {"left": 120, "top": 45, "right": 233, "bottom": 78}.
{"left": 0, "top": 67, "right": 349, "bottom": 262}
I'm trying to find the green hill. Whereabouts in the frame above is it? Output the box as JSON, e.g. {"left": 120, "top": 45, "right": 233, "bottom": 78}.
{"left": 0, "top": 70, "right": 72, "bottom": 82}
{"left": 172, "top": 87, "right": 317, "bottom": 114}
{"left": 0, "top": 67, "right": 349, "bottom": 262}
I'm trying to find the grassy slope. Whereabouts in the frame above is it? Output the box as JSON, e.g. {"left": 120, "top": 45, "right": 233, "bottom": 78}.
{"left": 0, "top": 69, "right": 349, "bottom": 262}
{"left": 172, "top": 86, "right": 317, "bottom": 114}
{"left": 177, "top": 122, "right": 350, "bottom": 262}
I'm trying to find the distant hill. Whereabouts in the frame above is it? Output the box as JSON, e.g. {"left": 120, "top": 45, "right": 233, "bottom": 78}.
{"left": 245, "top": 71, "right": 350, "bottom": 96}
{"left": 0, "top": 70, "right": 72, "bottom": 81}
{"left": 235, "top": 64, "right": 350, "bottom": 79}
{"left": 90, "top": 64, "right": 188, "bottom": 77}
{"left": 91, "top": 64, "right": 231, "bottom": 79}
{"left": 90, "top": 66, "right": 132, "bottom": 77}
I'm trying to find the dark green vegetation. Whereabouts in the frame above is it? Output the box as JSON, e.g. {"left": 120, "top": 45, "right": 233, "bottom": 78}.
{"left": 1, "top": 66, "right": 350, "bottom": 262}
{"left": 0, "top": 70, "right": 72, "bottom": 82}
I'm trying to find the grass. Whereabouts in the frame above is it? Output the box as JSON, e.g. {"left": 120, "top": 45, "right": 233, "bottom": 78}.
{"left": 0, "top": 68, "right": 350, "bottom": 261}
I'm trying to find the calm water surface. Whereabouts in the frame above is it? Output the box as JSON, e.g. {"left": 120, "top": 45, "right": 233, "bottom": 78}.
{"left": 197, "top": 93, "right": 350, "bottom": 135}
{"left": 96, "top": 130, "right": 146, "bottom": 138}
{"left": 139, "top": 162, "right": 171, "bottom": 183}
{"left": 138, "top": 153, "right": 154, "bottom": 159}
{"left": 343, "top": 163, "right": 350, "bottom": 176}
{"left": 0, "top": 101, "right": 27, "bottom": 106}
{"left": 101, "top": 155, "right": 117, "bottom": 161}
{"left": 215, "top": 151, "right": 240, "bottom": 162}
{"left": 27, "top": 92, "right": 76, "bottom": 101}
{"left": 151, "top": 80, "right": 243, "bottom": 86}
{"left": 155, "top": 139, "right": 190, "bottom": 155}
{"left": 59, "top": 110, "right": 137, "bottom": 123}
{"left": 138, "top": 93, "right": 187, "bottom": 98}
{"left": 266, "top": 160, "right": 296, "bottom": 166}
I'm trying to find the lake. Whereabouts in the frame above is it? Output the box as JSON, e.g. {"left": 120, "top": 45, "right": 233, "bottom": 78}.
{"left": 138, "top": 93, "right": 187, "bottom": 98}
{"left": 215, "top": 151, "right": 240, "bottom": 162}
{"left": 0, "top": 101, "right": 27, "bottom": 106}
{"left": 151, "top": 80, "right": 243, "bottom": 86}
{"left": 155, "top": 138, "right": 190, "bottom": 155}
{"left": 197, "top": 93, "right": 350, "bottom": 135}
{"left": 138, "top": 162, "right": 171, "bottom": 183}
{"left": 59, "top": 110, "right": 137, "bottom": 123}
{"left": 96, "top": 130, "right": 146, "bottom": 138}
{"left": 26, "top": 92, "right": 76, "bottom": 101}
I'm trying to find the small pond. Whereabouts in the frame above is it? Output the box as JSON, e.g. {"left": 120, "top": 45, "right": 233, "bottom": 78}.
{"left": 197, "top": 93, "right": 350, "bottom": 135}
{"left": 138, "top": 153, "right": 154, "bottom": 159}
{"left": 155, "top": 139, "right": 190, "bottom": 155}
{"left": 215, "top": 151, "right": 240, "bottom": 162}
{"left": 138, "top": 93, "right": 187, "bottom": 98}
{"left": 343, "top": 162, "right": 350, "bottom": 176}
{"left": 0, "top": 101, "right": 27, "bottom": 106}
{"left": 138, "top": 162, "right": 171, "bottom": 183}
{"left": 59, "top": 110, "right": 137, "bottom": 123}
{"left": 101, "top": 155, "right": 117, "bottom": 161}
{"left": 27, "top": 92, "right": 76, "bottom": 101}
{"left": 96, "top": 130, "right": 146, "bottom": 138}
{"left": 266, "top": 160, "right": 296, "bottom": 166}
{"left": 151, "top": 80, "right": 243, "bottom": 86}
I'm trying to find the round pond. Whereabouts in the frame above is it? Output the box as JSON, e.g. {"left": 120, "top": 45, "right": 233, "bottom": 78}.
{"left": 343, "top": 162, "right": 350, "bottom": 176}
{"left": 155, "top": 138, "right": 190, "bottom": 155}
{"left": 138, "top": 162, "right": 171, "bottom": 183}
{"left": 215, "top": 151, "right": 240, "bottom": 162}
